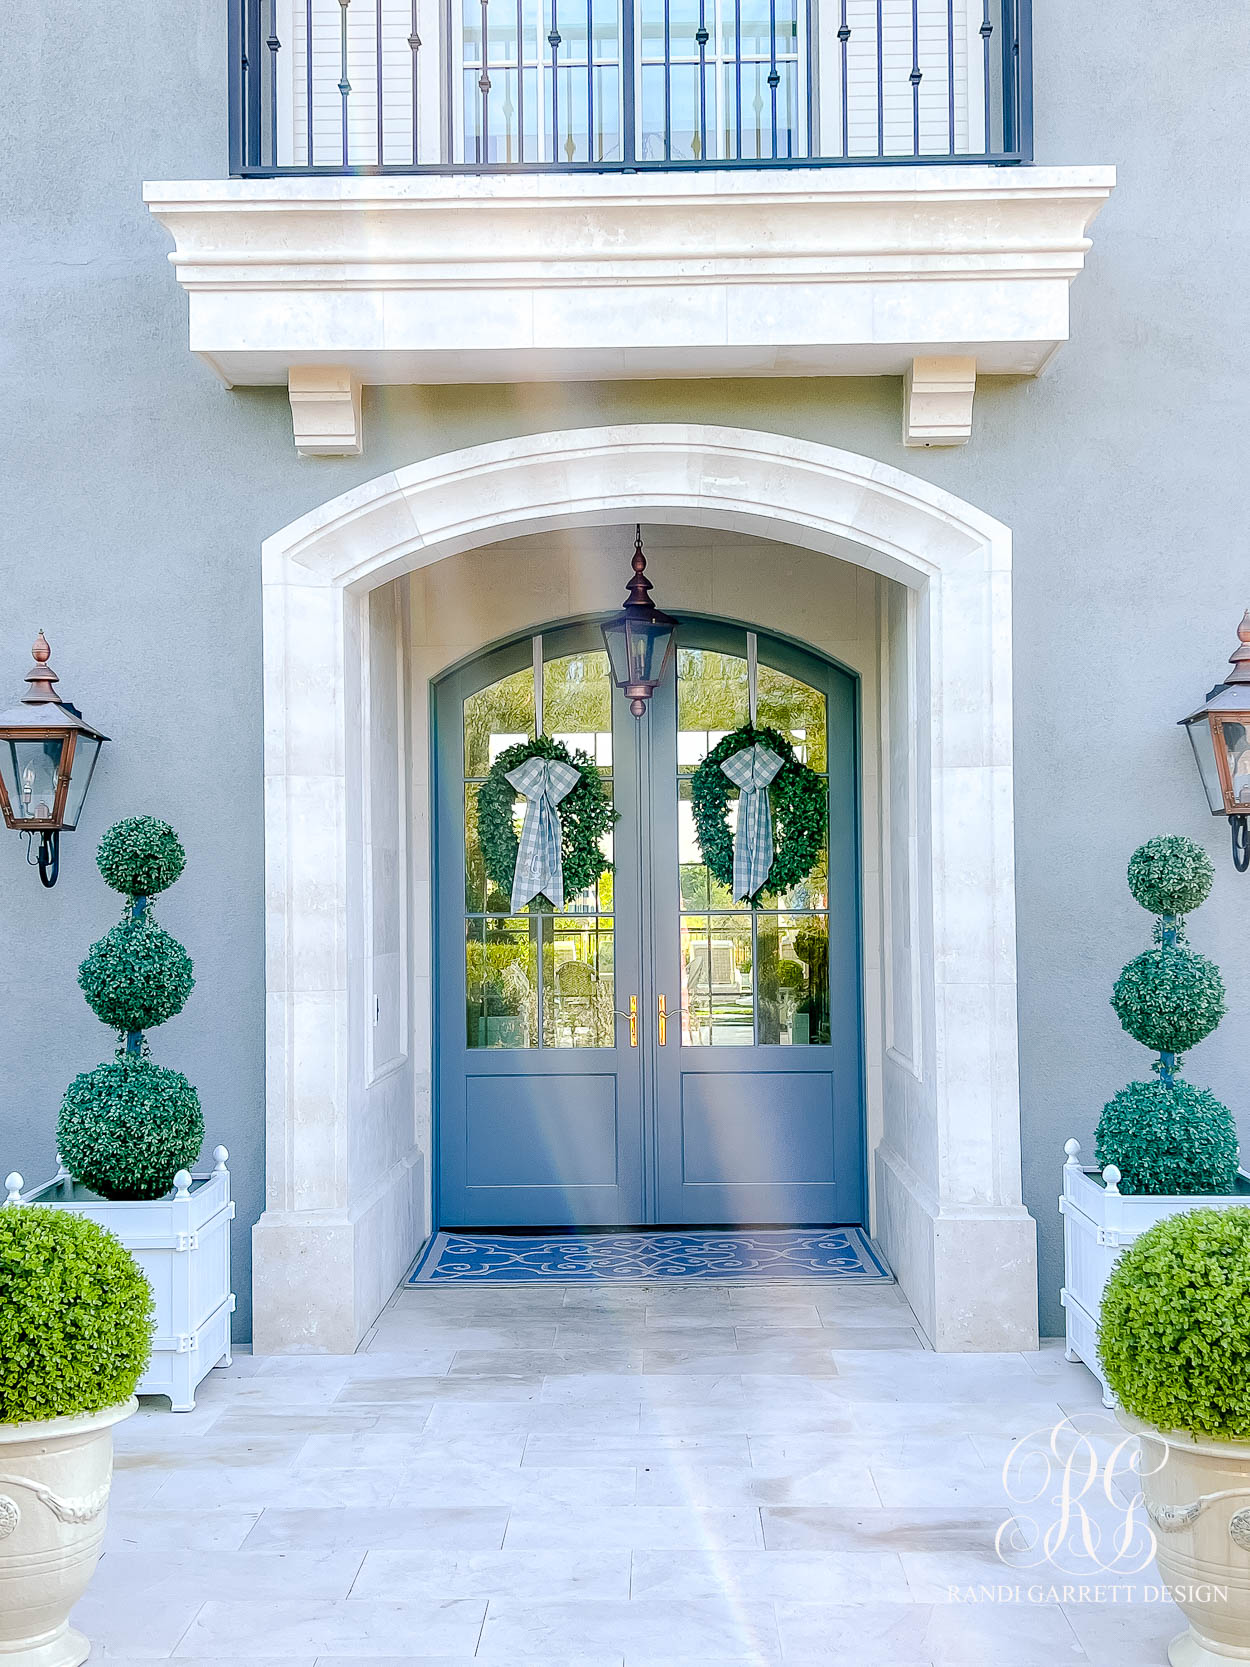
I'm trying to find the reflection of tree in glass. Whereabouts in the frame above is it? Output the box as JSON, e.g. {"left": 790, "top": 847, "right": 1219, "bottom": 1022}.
{"left": 464, "top": 668, "right": 535, "bottom": 778}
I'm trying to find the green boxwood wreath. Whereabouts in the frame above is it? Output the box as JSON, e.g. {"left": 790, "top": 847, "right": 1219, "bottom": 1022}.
{"left": 0, "top": 1207, "right": 153, "bottom": 1423}
{"left": 58, "top": 1055, "right": 204, "bottom": 1201}
{"left": 477, "top": 736, "right": 618, "bottom": 911}
{"left": 690, "top": 724, "right": 828, "bottom": 904}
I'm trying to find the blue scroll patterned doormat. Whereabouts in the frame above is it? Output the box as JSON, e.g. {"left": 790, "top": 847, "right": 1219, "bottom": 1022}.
{"left": 409, "top": 1227, "right": 891, "bottom": 1284}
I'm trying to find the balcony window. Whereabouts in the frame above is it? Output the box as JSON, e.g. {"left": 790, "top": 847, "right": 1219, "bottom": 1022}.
{"left": 235, "top": 0, "right": 1029, "bottom": 172}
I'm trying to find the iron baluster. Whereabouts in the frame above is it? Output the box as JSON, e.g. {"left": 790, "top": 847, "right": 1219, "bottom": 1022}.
{"left": 479, "top": 0, "right": 491, "bottom": 161}
{"left": 1015, "top": 0, "right": 1034, "bottom": 160}
{"left": 338, "top": 0, "right": 352, "bottom": 168}
{"left": 549, "top": 0, "right": 561, "bottom": 164}
{"left": 946, "top": 0, "right": 955, "bottom": 155}
{"left": 874, "top": 0, "right": 883, "bottom": 157}
{"left": 909, "top": 0, "right": 921, "bottom": 157}
{"left": 587, "top": 0, "right": 595, "bottom": 162}
{"left": 268, "top": 0, "right": 281, "bottom": 166}
{"left": 837, "top": 0, "right": 848, "bottom": 158}
{"left": 980, "top": 0, "right": 993, "bottom": 156}
{"left": 245, "top": 0, "right": 263, "bottom": 167}
{"left": 621, "top": 0, "right": 635, "bottom": 163}
{"left": 228, "top": 0, "right": 244, "bottom": 175}
{"left": 767, "top": 0, "right": 778, "bottom": 159}
{"left": 409, "top": 0, "right": 421, "bottom": 163}
{"left": 804, "top": 0, "right": 813, "bottom": 156}
{"left": 695, "top": 0, "right": 708, "bottom": 161}
{"left": 663, "top": 0, "right": 671, "bottom": 159}
{"left": 377, "top": 0, "right": 385, "bottom": 162}
{"left": 734, "top": 0, "right": 742, "bottom": 158}
{"left": 306, "top": 0, "right": 315, "bottom": 164}
{"left": 516, "top": 0, "right": 525, "bottom": 160}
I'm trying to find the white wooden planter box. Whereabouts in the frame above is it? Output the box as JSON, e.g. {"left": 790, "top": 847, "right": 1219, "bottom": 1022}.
{"left": 1059, "top": 1138, "right": 1250, "bottom": 1406}
{"left": 10, "top": 1147, "right": 236, "bottom": 1412}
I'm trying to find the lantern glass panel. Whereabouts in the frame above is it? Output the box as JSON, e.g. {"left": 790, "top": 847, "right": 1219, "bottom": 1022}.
{"left": 61, "top": 733, "right": 103, "bottom": 829}
{"left": 0, "top": 736, "right": 65, "bottom": 826}
{"left": 629, "top": 618, "right": 676, "bottom": 685}
{"left": 600, "top": 619, "right": 631, "bottom": 690}
{"left": 1184, "top": 715, "right": 1226, "bottom": 813}
{"left": 1219, "top": 718, "right": 1250, "bottom": 809}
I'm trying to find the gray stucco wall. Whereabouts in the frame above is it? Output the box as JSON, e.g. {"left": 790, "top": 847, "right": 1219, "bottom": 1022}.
{"left": 2, "top": 4, "right": 1246, "bottom": 1340}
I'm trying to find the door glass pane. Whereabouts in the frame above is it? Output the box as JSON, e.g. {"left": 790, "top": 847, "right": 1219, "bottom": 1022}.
{"left": 544, "top": 650, "right": 613, "bottom": 767}
{"left": 678, "top": 778, "right": 742, "bottom": 911}
{"left": 756, "top": 913, "right": 828, "bottom": 1045}
{"left": 544, "top": 918, "right": 615, "bottom": 1046}
{"left": 677, "top": 647, "right": 749, "bottom": 771}
{"left": 466, "top": 916, "right": 540, "bottom": 1048}
{"left": 464, "top": 666, "right": 535, "bottom": 778}
{"left": 756, "top": 662, "right": 827, "bottom": 770}
{"left": 680, "top": 914, "right": 753, "bottom": 1045}
{"left": 675, "top": 641, "right": 831, "bottom": 1047}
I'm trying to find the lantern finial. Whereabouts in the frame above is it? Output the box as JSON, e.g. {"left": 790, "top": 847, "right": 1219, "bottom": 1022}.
{"left": 1228, "top": 610, "right": 1250, "bottom": 684}
{"left": 22, "top": 633, "right": 60, "bottom": 705}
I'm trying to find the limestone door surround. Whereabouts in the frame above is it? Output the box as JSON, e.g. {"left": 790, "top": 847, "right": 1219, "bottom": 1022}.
{"left": 255, "top": 423, "right": 1036, "bottom": 1354}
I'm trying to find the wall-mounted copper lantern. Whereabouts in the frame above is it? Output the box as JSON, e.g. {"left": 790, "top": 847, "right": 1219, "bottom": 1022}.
{"left": 0, "top": 634, "right": 108, "bottom": 887}
{"left": 601, "top": 526, "right": 678, "bottom": 718}
{"left": 1179, "top": 609, "right": 1250, "bottom": 873}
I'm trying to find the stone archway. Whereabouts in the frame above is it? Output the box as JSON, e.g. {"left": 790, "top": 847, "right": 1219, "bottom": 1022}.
{"left": 254, "top": 424, "right": 1036, "bottom": 1354}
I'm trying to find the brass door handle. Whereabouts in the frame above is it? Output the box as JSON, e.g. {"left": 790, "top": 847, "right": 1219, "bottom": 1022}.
{"left": 658, "top": 995, "right": 694, "bottom": 1046}
{"left": 615, "top": 995, "right": 638, "bottom": 1046}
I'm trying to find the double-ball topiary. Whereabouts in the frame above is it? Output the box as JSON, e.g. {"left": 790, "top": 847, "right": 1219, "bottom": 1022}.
{"left": 1099, "top": 1207, "right": 1250, "bottom": 1439}
{"left": 57, "top": 817, "right": 203, "bottom": 1202}
{"left": 1095, "top": 835, "right": 1237, "bottom": 1196}
{"left": 0, "top": 1207, "right": 153, "bottom": 1423}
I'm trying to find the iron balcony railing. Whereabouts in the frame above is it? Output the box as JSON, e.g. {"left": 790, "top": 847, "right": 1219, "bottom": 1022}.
{"left": 229, "top": 0, "right": 1030, "bottom": 175}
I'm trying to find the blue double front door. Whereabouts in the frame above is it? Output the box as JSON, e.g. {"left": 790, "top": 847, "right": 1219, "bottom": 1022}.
{"left": 435, "top": 618, "right": 864, "bottom": 1229}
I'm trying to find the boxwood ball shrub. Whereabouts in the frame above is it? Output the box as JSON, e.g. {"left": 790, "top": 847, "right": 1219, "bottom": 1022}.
{"left": 96, "top": 816, "right": 186, "bottom": 898}
{"left": 58, "top": 817, "right": 203, "bottom": 1201}
{"left": 58, "top": 1057, "right": 204, "bottom": 1201}
{"left": 0, "top": 1206, "right": 153, "bottom": 1424}
{"left": 1127, "top": 834, "right": 1215, "bottom": 919}
{"left": 1096, "top": 1080, "right": 1239, "bottom": 1196}
{"left": 77, "top": 915, "right": 194, "bottom": 1033}
{"left": 1099, "top": 1208, "right": 1250, "bottom": 1439}
{"left": 1095, "top": 836, "right": 1237, "bottom": 1196}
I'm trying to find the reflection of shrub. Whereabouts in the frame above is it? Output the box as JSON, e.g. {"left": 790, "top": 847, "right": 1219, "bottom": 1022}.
{"left": 775, "top": 962, "right": 805, "bottom": 993}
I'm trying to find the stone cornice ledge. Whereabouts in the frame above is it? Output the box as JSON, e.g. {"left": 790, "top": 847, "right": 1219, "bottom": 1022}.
{"left": 143, "top": 165, "right": 1115, "bottom": 424}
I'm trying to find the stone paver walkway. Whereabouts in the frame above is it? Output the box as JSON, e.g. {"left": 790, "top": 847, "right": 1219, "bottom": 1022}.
{"left": 82, "top": 1277, "right": 1179, "bottom": 1664}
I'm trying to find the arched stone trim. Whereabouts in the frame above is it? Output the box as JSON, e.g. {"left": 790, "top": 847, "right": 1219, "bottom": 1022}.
{"left": 256, "top": 424, "right": 1036, "bottom": 1353}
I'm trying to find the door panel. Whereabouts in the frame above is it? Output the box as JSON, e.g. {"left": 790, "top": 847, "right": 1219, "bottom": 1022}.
{"left": 437, "top": 627, "right": 645, "bottom": 1226}
{"left": 649, "top": 625, "right": 863, "bottom": 1225}
{"left": 435, "top": 617, "right": 863, "bottom": 1230}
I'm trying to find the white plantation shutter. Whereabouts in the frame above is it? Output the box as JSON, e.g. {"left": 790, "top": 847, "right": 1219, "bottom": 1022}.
{"left": 816, "top": 0, "right": 986, "bottom": 158}
{"left": 281, "top": 0, "right": 436, "bottom": 167}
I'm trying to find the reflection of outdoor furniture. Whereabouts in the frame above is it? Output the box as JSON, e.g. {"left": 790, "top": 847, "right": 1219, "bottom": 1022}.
{"left": 686, "top": 940, "right": 741, "bottom": 996}
{"left": 553, "top": 958, "right": 609, "bottom": 1046}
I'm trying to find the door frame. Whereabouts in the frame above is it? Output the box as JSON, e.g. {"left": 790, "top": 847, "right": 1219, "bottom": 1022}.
{"left": 254, "top": 423, "right": 1037, "bottom": 1355}
{"left": 431, "top": 612, "right": 866, "bottom": 1232}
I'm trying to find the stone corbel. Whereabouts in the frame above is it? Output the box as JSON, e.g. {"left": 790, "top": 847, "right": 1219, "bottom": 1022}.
{"left": 288, "top": 366, "right": 363, "bottom": 457}
{"left": 903, "top": 356, "right": 977, "bottom": 448}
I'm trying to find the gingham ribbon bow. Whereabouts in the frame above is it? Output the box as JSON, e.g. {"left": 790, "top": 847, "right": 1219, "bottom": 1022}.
{"left": 721, "top": 743, "right": 783, "bottom": 901}
{"left": 505, "top": 755, "right": 582, "bottom": 912}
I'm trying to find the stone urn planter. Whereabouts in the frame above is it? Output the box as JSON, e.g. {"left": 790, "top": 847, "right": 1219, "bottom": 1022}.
{"left": 1118, "top": 1411, "right": 1250, "bottom": 1666}
{"left": 0, "top": 1205, "right": 152, "bottom": 1667}
{"left": 0, "top": 1400, "right": 136, "bottom": 1667}
{"left": 1101, "top": 1209, "right": 1250, "bottom": 1666}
